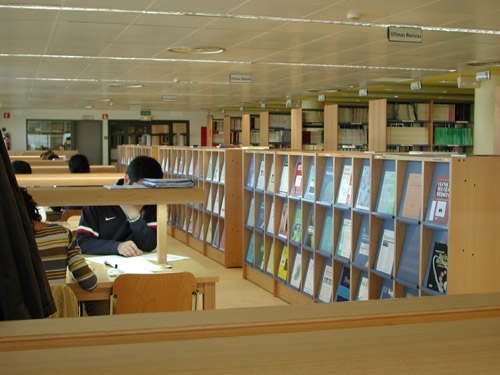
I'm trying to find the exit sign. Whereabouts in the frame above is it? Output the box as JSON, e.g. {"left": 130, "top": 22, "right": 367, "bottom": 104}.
{"left": 140, "top": 110, "right": 151, "bottom": 116}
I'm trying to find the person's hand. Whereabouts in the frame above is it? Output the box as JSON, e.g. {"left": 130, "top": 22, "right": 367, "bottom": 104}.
{"left": 120, "top": 204, "right": 142, "bottom": 221}
{"left": 117, "top": 240, "right": 143, "bottom": 257}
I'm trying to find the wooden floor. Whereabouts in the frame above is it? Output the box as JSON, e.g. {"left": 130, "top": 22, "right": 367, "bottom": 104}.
{"left": 166, "top": 236, "right": 289, "bottom": 309}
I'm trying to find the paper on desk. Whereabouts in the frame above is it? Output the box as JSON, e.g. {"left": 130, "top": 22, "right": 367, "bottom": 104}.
{"left": 86, "top": 255, "right": 163, "bottom": 273}
{"left": 141, "top": 252, "right": 190, "bottom": 262}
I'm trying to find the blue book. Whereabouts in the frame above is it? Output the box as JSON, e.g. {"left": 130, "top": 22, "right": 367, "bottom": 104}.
{"left": 318, "top": 158, "right": 334, "bottom": 204}
{"left": 335, "top": 266, "right": 350, "bottom": 302}
{"left": 303, "top": 160, "right": 315, "bottom": 201}
{"left": 318, "top": 207, "right": 333, "bottom": 253}
{"left": 255, "top": 197, "right": 265, "bottom": 230}
{"left": 245, "top": 232, "right": 255, "bottom": 264}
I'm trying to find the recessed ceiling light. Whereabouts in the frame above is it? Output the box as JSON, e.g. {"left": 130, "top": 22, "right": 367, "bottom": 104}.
{"left": 108, "top": 83, "right": 144, "bottom": 88}
{"left": 167, "top": 46, "right": 225, "bottom": 54}
{"left": 101, "top": 98, "right": 111, "bottom": 102}
{"left": 84, "top": 105, "right": 92, "bottom": 109}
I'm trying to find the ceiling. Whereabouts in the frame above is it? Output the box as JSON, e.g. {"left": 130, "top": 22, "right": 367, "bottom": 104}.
{"left": 1, "top": 0, "right": 499, "bottom": 113}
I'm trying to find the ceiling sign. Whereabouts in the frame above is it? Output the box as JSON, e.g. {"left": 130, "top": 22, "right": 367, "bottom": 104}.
{"left": 230, "top": 73, "right": 252, "bottom": 83}
{"left": 387, "top": 26, "right": 423, "bottom": 43}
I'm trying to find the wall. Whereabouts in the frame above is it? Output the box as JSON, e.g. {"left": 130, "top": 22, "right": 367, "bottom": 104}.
{"left": 474, "top": 76, "right": 500, "bottom": 154}
{"left": 0, "top": 108, "right": 207, "bottom": 160}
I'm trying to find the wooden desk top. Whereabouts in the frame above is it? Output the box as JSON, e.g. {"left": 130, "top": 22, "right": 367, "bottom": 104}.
{"left": 27, "top": 185, "right": 204, "bottom": 206}
{"left": 30, "top": 165, "right": 116, "bottom": 174}
{"left": 17, "top": 173, "right": 123, "bottom": 187}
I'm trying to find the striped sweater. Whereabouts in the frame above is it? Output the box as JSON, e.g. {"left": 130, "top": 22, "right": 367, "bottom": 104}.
{"left": 34, "top": 224, "right": 98, "bottom": 291}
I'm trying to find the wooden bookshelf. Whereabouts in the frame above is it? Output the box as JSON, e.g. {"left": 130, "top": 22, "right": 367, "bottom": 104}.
{"left": 223, "top": 115, "right": 242, "bottom": 145}
{"left": 117, "top": 145, "right": 158, "bottom": 173}
{"left": 325, "top": 104, "right": 369, "bottom": 152}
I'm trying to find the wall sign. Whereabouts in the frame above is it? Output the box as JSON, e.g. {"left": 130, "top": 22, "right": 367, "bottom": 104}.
{"left": 387, "top": 27, "right": 423, "bottom": 43}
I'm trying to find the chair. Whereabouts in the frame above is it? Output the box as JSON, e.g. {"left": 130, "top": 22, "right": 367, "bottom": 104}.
{"left": 111, "top": 272, "right": 198, "bottom": 314}
{"left": 61, "top": 209, "right": 82, "bottom": 222}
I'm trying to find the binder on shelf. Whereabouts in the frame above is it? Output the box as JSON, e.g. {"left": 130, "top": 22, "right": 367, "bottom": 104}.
{"left": 302, "top": 253, "right": 314, "bottom": 296}
{"left": 266, "top": 200, "right": 275, "bottom": 234}
{"left": 335, "top": 265, "right": 350, "bottom": 302}
{"left": 289, "top": 250, "right": 302, "bottom": 290}
{"left": 355, "top": 271, "right": 369, "bottom": 301}
{"left": 255, "top": 195, "right": 265, "bottom": 231}
{"left": 352, "top": 214, "right": 370, "bottom": 269}
{"left": 255, "top": 158, "right": 266, "bottom": 190}
{"left": 256, "top": 235, "right": 265, "bottom": 270}
{"left": 302, "top": 207, "right": 314, "bottom": 249}
{"left": 245, "top": 232, "right": 255, "bottom": 265}
{"left": 303, "top": 158, "right": 315, "bottom": 201}
{"left": 379, "top": 278, "right": 394, "bottom": 299}
{"left": 290, "top": 205, "right": 302, "bottom": 244}
{"left": 398, "top": 161, "right": 422, "bottom": 221}
{"left": 318, "top": 157, "right": 334, "bottom": 204}
{"left": 374, "top": 222, "right": 395, "bottom": 277}
{"left": 265, "top": 240, "right": 275, "bottom": 275}
{"left": 422, "top": 230, "right": 448, "bottom": 295}
{"left": 278, "top": 202, "right": 289, "bottom": 239}
{"left": 335, "top": 211, "right": 352, "bottom": 261}
{"left": 317, "top": 260, "right": 333, "bottom": 303}
{"left": 425, "top": 163, "right": 450, "bottom": 227}
{"left": 395, "top": 223, "right": 421, "bottom": 289}
{"left": 267, "top": 157, "right": 275, "bottom": 193}
{"left": 374, "top": 161, "right": 396, "bottom": 216}
{"left": 206, "top": 153, "right": 213, "bottom": 181}
{"left": 246, "top": 154, "right": 255, "bottom": 188}
{"left": 354, "top": 161, "right": 370, "bottom": 211}
{"left": 290, "top": 160, "right": 302, "bottom": 197}
{"left": 278, "top": 158, "right": 289, "bottom": 195}
{"left": 336, "top": 160, "right": 353, "bottom": 207}
{"left": 318, "top": 207, "right": 333, "bottom": 254}
{"left": 277, "top": 244, "right": 289, "bottom": 281}
{"left": 246, "top": 195, "right": 255, "bottom": 227}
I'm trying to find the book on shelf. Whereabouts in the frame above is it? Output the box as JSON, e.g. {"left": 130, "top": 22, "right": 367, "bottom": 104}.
{"left": 206, "top": 154, "right": 213, "bottom": 180}
{"left": 183, "top": 156, "right": 188, "bottom": 176}
{"left": 188, "top": 157, "right": 194, "bottom": 176}
{"left": 428, "top": 175, "right": 449, "bottom": 225}
{"left": 290, "top": 161, "right": 302, "bottom": 197}
{"left": 318, "top": 159, "right": 334, "bottom": 203}
{"left": 193, "top": 214, "right": 201, "bottom": 238}
{"left": 199, "top": 222, "right": 204, "bottom": 241}
{"left": 335, "top": 266, "right": 350, "bottom": 302}
{"left": 206, "top": 186, "right": 213, "bottom": 212}
{"left": 212, "top": 221, "right": 219, "bottom": 248}
{"left": 376, "top": 170, "right": 396, "bottom": 215}
{"left": 290, "top": 207, "right": 302, "bottom": 243}
{"left": 401, "top": 172, "right": 422, "bottom": 220}
{"left": 289, "top": 252, "right": 302, "bottom": 289}
{"left": 336, "top": 217, "right": 352, "bottom": 259}
{"left": 173, "top": 156, "right": 179, "bottom": 174}
{"left": 139, "top": 178, "right": 195, "bottom": 188}
{"left": 256, "top": 236, "right": 265, "bottom": 269}
{"left": 336, "top": 164, "right": 353, "bottom": 205}
{"left": 255, "top": 159, "right": 266, "bottom": 190}
{"left": 302, "top": 256, "right": 314, "bottom": 296}
{"left": 278, "top": 159, "right": 289, "bottom": 195}
{"left": 303, "top": 209, "right": 314, "bottom": 248}
{"left": 255, "top": 197, "right": 265, "bottom": 231}
{"left": 246, "top": 195, "right": 255, "bottom": 227}
{"left": 266, "top": 242, "right": 274, "bottom": 274}
{"left": 353, "top": 216, "right": 370, "bottom": 268}
{"left": 246, "top": 233, "right": 255, "bottom": 264}
{"left": 278, "top": 203, "right": 289, "bottom": 238}
{"left": 317, "top": 264, "right": 333, "bottom": 303}
{"left": 277, "top": 245, "right": 289, "bottom": 281}
{"left": 205, "top": 220, "right": 213, "bottom": 244}
{"left": 220, "top": 194, "right": 225, "bottom": 218}
{"left": 246, "top": 155, "right": 255, "bottom": 188}
{"left": 303, "top": 162, "right": 315, "bottom": 201}
{"left": 318, "top": 208, "right": 333, "bottom": 253}
{"left": 219, "top": 228, "right": 225, "bottom": 250}
{"left": 267, "top": 200, "right": 275, "bottom": 233}
{"left": 355, "top": 165, "right": 370, "bottom": 210}
{"left": 379, "top": 280, "right": 394, "bottom": 299}
{"left": 375, "top": 229, "right": 395, "bottom": 275}
{"left": 355, "top": 273, "right": 369, "bottom": 301}
{"left": 267, "top": 158, "right": 275, "bottom": 192}
{"left": 194, "top": 157, "right": 199, "bottom": 178}
{"left": 183, "top": 216, "right": 187, "bottom": 231}
{"left": 425, "top": 241, "right": 448, "bottom": 293}
{"left": 220, "top": 160, "right": 225, "bottom": 183}
{"left": 213, "top": 189, "right": 220, "bottom": 215}
{"left": 213, "top": 154, "right": 220, "bottom": 182}
{"left": 188, "top": 213, "right": 193, "bottom": 233}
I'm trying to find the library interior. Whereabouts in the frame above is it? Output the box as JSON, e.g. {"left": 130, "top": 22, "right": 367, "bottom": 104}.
{"left": 2, "top": 1, "right": 500, "bottom": 374}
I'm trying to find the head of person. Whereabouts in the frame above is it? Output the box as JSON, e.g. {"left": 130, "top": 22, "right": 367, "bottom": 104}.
{"left": 40, "top": 150, "right": 58, "bottom": 160}
{"left": 69, "top": 154, "right": 90, "bottom": 173}
{"left": 124, "top": 156, "right": 163, "bottom": 185}
{"left": 11, "top": 160, "right": 32, "bottom": 174}
{"left": 20, "top": 187, "right": 42, "bottom": 223}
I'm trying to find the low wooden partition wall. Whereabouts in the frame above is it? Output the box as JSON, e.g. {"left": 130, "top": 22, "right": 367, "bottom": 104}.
{"left": 1, "top": 293, "right": 500, "bottom": 374}
{"left": 16, "top": 173, "right": 123, "bottom": 187}
{"left": 30, "top": 165, "right": 116, "bottom": 173}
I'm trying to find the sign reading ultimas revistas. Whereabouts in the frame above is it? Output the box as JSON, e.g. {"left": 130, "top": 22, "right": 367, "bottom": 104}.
{"left": 387, "top": 26, "right": 423, "bottom": 43}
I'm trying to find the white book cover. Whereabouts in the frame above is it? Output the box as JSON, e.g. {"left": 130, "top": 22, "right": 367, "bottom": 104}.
{"left": 220, "top": 160, "right": 225, "bottom": 183}
{"left": 213, "top": 188, "right": 220, "bottom": 215}
{"left": 336, "top": 218, "right": 352, "bottom": 258}
{"left": 188, "top": 213, "right": 193, "bottom": 233}
{"left": 206, "top": 154, "right": 213, "bottom": 180}
{"left": 302, "top": 257, "right": 315, "bottom": 296}
{"left": 266, "top": 200, "right": 275, "bottom": 233}
{"left": 318, "top": 265, "right": 333, "bottom": 303}
{"left": 267, "top": 159, "right": 275, "bottom": 192}
{"left": 188, "top": 156, "right": 194, "bottom": 176}
{"left": 246, "top": 196, "right": 255, "bottom": 227}
{"left": 220, "top": 194, "right": 225, "bottom": 218}
{"left": 206, "top": 186, "right": 213, "bottom": 212}
{"left": 336, "top": 165, "right": 353, "bottom": 205}
{"left": 173, "top": 156, "right": 178, "bottom": 174}
{"left": 256, "top": 159, "right": 266, "bottom": 190}
{"left": 290, "top": 254, "right": 302, "bottom": 289}
{"left": 213, "top": 154, "right": 220, "bottom": 182}
{"left": 278, "top": 160, "right": 289, "bottom": 195}
{"left": 266, "top": 242, "right": 274, "bottom": 274}
{"left": 376, "top": 229, "right": 395, "bottom": 275}
{"left": 356, "top": 275, "right": 369, "bottom": 301}
{"left": 355, "top": 165, "right": 370, "bottom": 210}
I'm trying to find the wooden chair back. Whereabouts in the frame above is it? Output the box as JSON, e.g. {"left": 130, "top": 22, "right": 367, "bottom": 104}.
{"left": 111, "top": 272, "right": 198, "bottom": 314}
{"left": 61, "top": 209, "right": 82, "bottom": 222}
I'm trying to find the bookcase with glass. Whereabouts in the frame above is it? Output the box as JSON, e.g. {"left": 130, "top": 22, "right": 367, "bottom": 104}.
{"left": 158, "top": 146, "right": 242, "bottom": 267}
{"left": 432, "top": 102, "right": 474, "bottom": 154}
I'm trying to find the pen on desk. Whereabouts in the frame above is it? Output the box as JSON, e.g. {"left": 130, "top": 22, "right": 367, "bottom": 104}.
{"left": 104, "top": 260, "right": 114, "bottom": 268}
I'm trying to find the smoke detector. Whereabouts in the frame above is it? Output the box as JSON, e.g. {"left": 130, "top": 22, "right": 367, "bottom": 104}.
{"left": 347, "top": 11, "right": 360, "bottom": 20}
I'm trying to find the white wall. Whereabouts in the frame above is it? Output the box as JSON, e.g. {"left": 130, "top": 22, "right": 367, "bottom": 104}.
{"left": 0, "top": 108, "right": 207, "bottom": 156}
{"left": 474, "top": 77, "right": 500, "bottom": 154}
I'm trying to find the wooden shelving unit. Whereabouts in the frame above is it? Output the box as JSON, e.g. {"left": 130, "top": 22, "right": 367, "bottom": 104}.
{"left": 324, "top": 104, "right": 369, "bottom": 152}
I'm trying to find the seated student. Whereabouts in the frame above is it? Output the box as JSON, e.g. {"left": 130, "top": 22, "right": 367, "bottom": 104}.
{"left": 11, "top": 160, "right": 32, "bottom": 174}
{"left": 68, "top": 154, "right": 90, "bottom": 173}
{"left": 40, "top": 150, "right": 59, "bottom": 160}
{"left": 20, "top": 187, "right": 97, "bottom": 292}
{"left": 76, "top": 155, "right": 163, "bottom": 257}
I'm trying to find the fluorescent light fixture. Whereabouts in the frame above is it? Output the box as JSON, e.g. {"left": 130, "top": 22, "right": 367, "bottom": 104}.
{"left": 167, "top": 46, "right": 225, "bottom": 54}
{"left": 318, "top": 94, "right": 326, "bottom": 102}
{"left": 476, "top": 70, "right": 491, "bottom": 81}
{"left": 260, "top": 102, "right": 266, "bottom": 109}
{"left": 411, "top": 81, "right": 422, "bottom": 90}
{"left": 359, "top": 88, "right": 368, "bottom": 96}
{"left": 285, "top": 99, "right": 292, "bottom": 108}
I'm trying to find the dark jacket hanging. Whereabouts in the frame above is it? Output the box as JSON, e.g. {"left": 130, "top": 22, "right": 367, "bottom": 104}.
{"left": 0, "top": 129, "right": 56, "bottom": 320}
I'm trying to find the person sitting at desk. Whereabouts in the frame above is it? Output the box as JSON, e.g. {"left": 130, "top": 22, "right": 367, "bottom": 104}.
{"left": 11, "top": 160, "right": 32, "bottom": 174}
{"left": 20, "top": 187, "right": 97, "bottom": 292}
{"left": 76, "top": 156, "right": 163, "bottom": 257}
{"left": 61, "top": 154, "right": 91, "bottom": 211}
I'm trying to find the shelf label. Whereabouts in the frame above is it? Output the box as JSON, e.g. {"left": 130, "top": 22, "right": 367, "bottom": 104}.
{"left": 387, "top": 27, "right": 423, "bottom": 43}
{"left": 230, "top": 73, "right": 252, "bottom": 83}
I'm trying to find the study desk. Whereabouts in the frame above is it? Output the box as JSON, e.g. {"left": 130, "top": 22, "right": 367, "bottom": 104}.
{"left": 16, "top": 172, "right": 123, "bottom": 187}
{"left": 28, "top": 185, "right": 204, "bottom": 264}
{"left": 30, "top": 165, "right": 116, "bottom": 174}
{"left": 67, "top": 252, "right": 219, "bottom": 310}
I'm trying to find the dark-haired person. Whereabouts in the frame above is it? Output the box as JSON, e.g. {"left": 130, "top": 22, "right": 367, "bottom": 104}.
{"left": 76, "top": 156, "right": 163, "bottom": 257}
{"left": 20, "top": 187, "right": 97, "bottom": 292}
{"left": 40, "top": 150, "right": 59, "bottom": 160}
{"left": 11, "top": 160, "right": 32, "bottom": 174}
{"left": 68, "top": 153, "right": 90, "bottom": 173}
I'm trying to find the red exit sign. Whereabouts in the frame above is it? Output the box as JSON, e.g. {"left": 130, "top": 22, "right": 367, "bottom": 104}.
{"left": 3, "top": 113, "right": 10, "bottom": 119}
